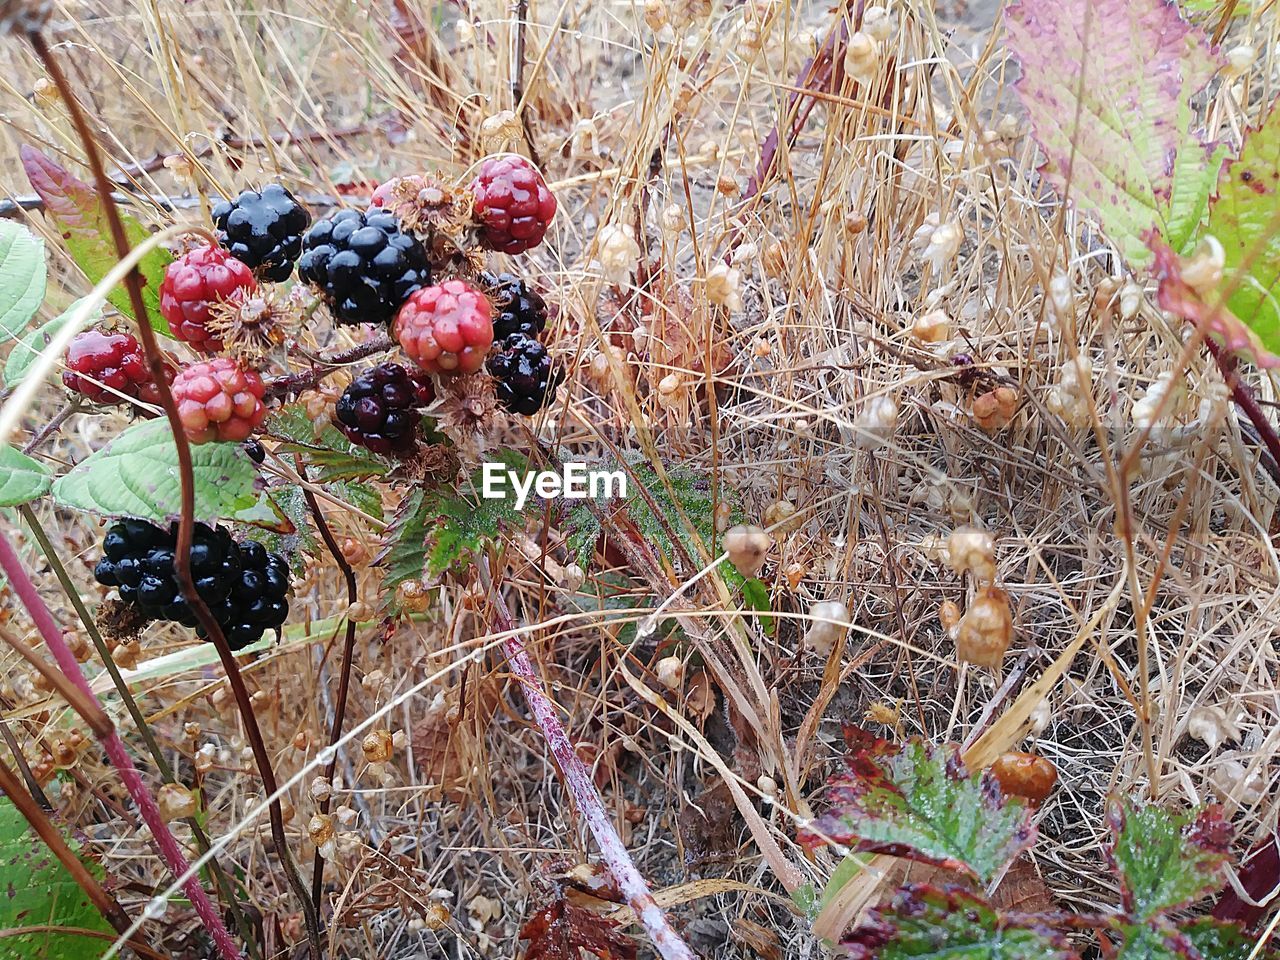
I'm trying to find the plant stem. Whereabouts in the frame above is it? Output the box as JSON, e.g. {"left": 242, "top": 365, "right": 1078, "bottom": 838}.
{"left": 0, "top": 529, "right": 242, "bottom": 960}
{"left": 18, "top": 504, "right": 261, "bottom": 959}
{"left": 1206, "top": 341, "right": 1280, "bottom": 485}
{"left": 476, "top": 555, "right": 696, "bottom": 960}
{"left": 28, "top": 28, "right": 320, "bottom": 954}
{"left": 0, "top": 755, "right": 139, "bottom": 940}
{"left": 299, "top": 466, "right": 360, "bottom": 914}
{"left": 264, "top": 334, "right": 395, "bottom": 400}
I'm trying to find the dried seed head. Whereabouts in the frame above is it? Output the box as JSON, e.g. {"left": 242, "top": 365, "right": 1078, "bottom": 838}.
{"left": 655, "top": 656, "right": 685, "bottom": 690}
{"left": 1132, "top": 371, "right": 1185, "bottom": 432}
{"left": 714, "top": 500, "right": 733, "bottom": 533}
{"left": 50, "top": 738, "right": 77, "bottom": 767}
{"left": 346, "top": 601, "right": 373, "bottom": 622}
{"left": 724, "top": 525, "right": 770, "bottom": 577}
{"left": 1181, "top": 235, "right": 1225, "bottom": 294}
{"left": 424, "top": 902, "right": 452, "bottom": 930}
{"left": 660, "top": 204, "right": 685, "bottom": 236}
{"left": 912, "top": 309, "right": 950, "bottom": 343}
{"left": 990, "top": 752, "right": 1058, "bottom": 807}
{"left": 763, "top": 498, "right": 800, "bottom": 534}
{"left": 561, "top": 563, "right": 586, "bottom": 592}
{"left": 938, "top": 600, "right": 962, "bottom": 636}
{"left": 972, "top": 386, "right": 1018, "bottom": 432}
{"left": 862, "top": 5, "right": 894, "bottom": 42}
{"left": 1119, "top": 280, "right": 1143, "bottom": 320}
{"left": 762, "top": 242, "right": 787, "bottom": 278}
{"left": 644, "top": 0, "right": 669, "bottom": 31}
{"left": 1187, "top": 705, "right": 1242, "bottom": 753}
{"left": 163, "top": 153, "right": 195, "bottom": 181}
{"left": 309, "top": 814, "right": 336, "bottom": 858}
{"left": 845, "top": 211, "right": 869, "bottom": 236}
{"left": 397, "top": 578, "right": 431, "bottom": 613}
{"left": 657, "top": 371, "right": 684, "bottom": 400}
{"left": 784, "top": 561, "right": 806, "bottom": 590}
{"left": 804, "top": 600, "right": 849, "bottom": 658}
{"left": 1049, "top": 272, "right": 1073, "bottom": 318}
{"left": 309, "top": 776, "right": 332, "bottom": 802}
{"left": 194, "top": 743, "right": 216, "bottom": 774}
{"left": 945, "top": 526, "right": 996, "bottom": 581}
{"left": 955, "top": 586, "right": 1012, "bottom": 671}
{"left": 706, "top": 262, "right": 744, "bottom": 311}
{"left": 292, "top": 731, "right": 310, "bottom": 751}
{"left": 479, "top": 111, "right": 522, "bottom": 150}
{"left": 340, "top": 538, "right": 367, "bottom": 565}
{"left": 32, "top": 76, "right": 57, "bottom": 107}
{"left": 844, "top": 31, "right": 881, "bottom": 83}
{"left": 1028, "top": 696, "right": 1052, "bottom": 735}
{"left": 598, "top": 224, "right": 641, "bottom": 285}
{"left": 855, "top": 395, "right": 898, "bottom": 449}
{"left": 1210, "top": 755, "right": 1265, "bottom": 805}
{"left": 112, "top": 640, "right": 140, "bottom": 670}
{"left": 455, "top": 19, "right": 476, "bottom": 44}
{"left": 158, "top": 783, "right": 198, "bottom": 822}
{"left": 917, "top": 218, "right": 963, "bottom": 271}
{"left": 362, "top": 729, "right": 394, "bottom": 765}
{"left": 1225, "top": 43, "right": 1256, "bottom": 77}
{"left": 571, "top": 118, "right": 600, "bottom": 159}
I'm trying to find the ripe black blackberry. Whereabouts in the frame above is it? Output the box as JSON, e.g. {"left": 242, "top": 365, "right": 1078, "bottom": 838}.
{"left": 487, "top": 333, "right": 561, "bottom": 415}
{"left": 212, "top": 184, "right": 311, "bottom": 282}
{"left": 334, "top": 362, "right": 435, "bottom": 456}
{"left": 94, "top": 519, "right": 289, "bottom": 650}
{"left": 479, "top": 271, "right": 548, "bottom": 340}
{"left": 297, "top": 208, "right": 429, "bottom": 325}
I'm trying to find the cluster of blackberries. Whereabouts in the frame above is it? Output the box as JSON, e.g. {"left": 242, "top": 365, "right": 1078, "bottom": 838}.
{"left": 94, "top": 519, "right": 290, "bottom": 650}
{"left": 480, "top": 272, "right": 560, "bottom": 415}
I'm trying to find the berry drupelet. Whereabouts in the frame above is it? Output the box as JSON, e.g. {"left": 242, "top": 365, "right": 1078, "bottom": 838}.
{"left": 467, "top": 156, "right": 557, "bottom": 254}
{"left": 394, "top": 279, "right": 494, "bottom": 376}
{"left": 479, "top": 271, "right": 548, "bottom": 340}
{"left": 172, "top": 357, "right": 268, "bottom": 444}
{"left": 159, "top": 245, "right": 257, "bottom": 352}
{"left": 334, "top": 362, "right": 435, "bottom": 456}
{"left": 62, "top": 329, "right": 172, "bottom": 406}
{"left": 487, "top": 333, "right": 561, "bottom": 415}
{"left": 95, "top": 519, "right": 289, "bottom": 650}
{"left": 212, "top": 184, "right": 311, "bottom": 282}
{"left": 297, "top": 208, "right": 430, "bottom": 325}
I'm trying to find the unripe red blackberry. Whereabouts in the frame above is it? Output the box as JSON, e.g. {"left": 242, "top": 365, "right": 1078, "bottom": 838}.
{"left": 487, "top": 333, "right": 561, "bottom": 415}
{"left": 467, "top": 156, "right": 557, "bottom": 254}
{"left": 333, "top": 362, "right": 435, "bottom": 456}
{"left": 62, "top": 328, "right": 172, "bottom": 405}
{"left": 159, "top": 245, "right": 257, "bottom": 352}
{"left": 393, "top": 279, "right": 494, "bottom": 376}
{"left": 172, "top": 357, "right": 267, "bottom": 444}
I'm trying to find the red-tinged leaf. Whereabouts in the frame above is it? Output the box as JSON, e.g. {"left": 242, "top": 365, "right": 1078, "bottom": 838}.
{"left": 1147, "top": 235, "right": 1280, "bottom": 368}
{"left": 843, "top": 884, "right": 1079, "bottom": 960}
{"left": 518, "top": 898, "right": 636, "bottom": 960}
{"left": 1212, "top": 833, "right": 1279, "bottom": 928}
{"left": 1006, "top": 0, "right": 1221, "bottom": 265}
{"left": 20, "top": 145, "right": 172, "bottom": 335}
{"left": 1106, "top": 799, "right": 1232, "bottom": 921}
{"left": 798, "top": 740, "right": 1035, "bottom": 885}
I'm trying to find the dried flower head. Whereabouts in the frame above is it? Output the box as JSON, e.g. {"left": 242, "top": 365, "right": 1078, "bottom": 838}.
{"left": 804, "top": 600, "right": 849, "bottom": 658}
{"left": 158, "top": 783, "right": 199, "bottom": 822}
{"left": 855, "top": 395, "right": 898, "bottom": 450}
{"left": 955, "top": 586, "right": 1012, "bottom": 671}
{"left": 479, "top": 111, "right": 522, "bottom": 150}
{"left": 972, "top": 386, "right": 1019, "bottom": 432}
{"left": 844, "top": 31, "right": 881, "bottom": 83}
{"left": 435, "top": 373, "right": 500, "bottom": 460}
{"left": 724, "top": 525, "right": 770, "bottom": 577}
{"left": 207, "top": 285, "right": 300, "bottom": 359}
{"left": 946, "top": 526, "right": 996, "bottom": 581}
{"left": 706, "top": 262, "right": 744, "bottom": 311}
{"left": 375, "top": 173, "right": 476, "bottom": 268}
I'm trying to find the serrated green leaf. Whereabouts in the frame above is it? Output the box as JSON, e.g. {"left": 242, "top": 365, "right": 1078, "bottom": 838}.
{"left": 1204, "top": 100, "right": 1280, "bottom": 361}
{"left": 3, "top": 299, "right": 100, "bottom": 388}
{"left": 1180, "top": 918, "right": 1262, "bottom": 960}
{"left": 1006, "top": 0, "right": 1221, "bottom": 266}
{"left": 0, "top": 221, "right": 46, "bottom": 339}
{"left": 328, "top": 480, "right": 384, "bottom": 522}
{"left": 51, "top": 418, "right": 267, "bottom": 524}
{"left": 241, "top": 483, "right": 316, "bottom": 573}
{"left": 1107, "top": 799, "right": 1231, "bottom": 920}
{"left": 0, "top": 800, "right": 112, "bottom": 960}
{"left": 264, "top": 404, "right": 389, "bottom": 482}
{"left": 798, "top": 740, "right": 1035, "bottom": 884}
{"left": 20, "top": 146, "right": 171, "bottom": 335}
{"left": 741, "top": 577, "right": 775, "bottom": 635}
{"left": 375, "top": 488, "right": 430, "bottom": 613}
{"left": 844, "top": 884, "right": 1077, "bottom": 960}
{"left": 1167, "top": 143, "right": 1228, "bottom": 254}
{"left": 0, "top": 446, "right": 51, "bottom": 507}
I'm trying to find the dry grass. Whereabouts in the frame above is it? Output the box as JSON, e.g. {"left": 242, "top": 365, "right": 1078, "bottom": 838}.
{"left": 2, "top": 0, "right": 1279, "bottom": 956}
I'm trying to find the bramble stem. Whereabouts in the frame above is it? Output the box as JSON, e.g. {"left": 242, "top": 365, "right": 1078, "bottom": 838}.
{"left": 476, "top": 556, "right": 696, "bottom": 960}
{"left": 0, "top": 529, "right": 241, "bottom": 960}
{"left": 28, "top": 28, "right": 320, "bottom": 953}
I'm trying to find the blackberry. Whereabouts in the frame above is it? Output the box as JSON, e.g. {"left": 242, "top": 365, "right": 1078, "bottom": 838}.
{"left": 334, "top": 362, "right": 434, "bottom": 456}
{"left": 487, "top": 333, "right": 561, "bottom": 415}
{"left": 94, "top": 519, "right": 289, "bottom": 650}
{"left": 243, "top": 439, "right": 266, "bottom": 463}
{"left": 479, "top": 272, "right": 548, "bottom": 340}
{"left": 297, "top": 208, "right": 429, "bottom": 325}
{"left": 213, "top": 184, "right": 311, "bottom": 282}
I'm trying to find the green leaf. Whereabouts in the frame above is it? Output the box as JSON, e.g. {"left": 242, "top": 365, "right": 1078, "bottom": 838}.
{"left": 51, "top": 418, "right": 268, "bottom": 524}
{"left": 1166, "top": 143, "right": 1228, "bottom": 255}
{"left": 241, "top": 483, "right": 317, "bottom": 574}
{"left": 0, "top": 221, "right": 46, "bottom": 339}
{"left": 3, "top": 299, "right": 100, "bottom": 388}
{"left": 1107, "top": 799, "right": 1231, "bottom": 920}
{"left": 798, "top": 740, "right": 1035, "bottom": 884}
{"left": 374, "top": 488, "right": 431, "bottom": 613}
{"left": 1005, "top": 0, "right": 1220, "bottom": 265}
{"left": 1180, "top": 918, "right": 1263, "bottom": 960}
{"left": 741, "top": 577, "right": 775, "bottom": 635}
{"left": 328, "top": 480, "right": 384, "bottom": 522}
{"left": 818, "top": 852, "right": 872, "bottom": 915}
{"left": 20, "top": 145, "right": 172, "bottom": 335}
{"left": 844, "top": 884, "right": 1077, "bottom": 960}
{"left": 264, "top": 404, "right": 389, "bottom": 482}
{"left": 0, "top": 799, "right": 113, "bottom": 960}
{"left": 0, "top": 446, "right": 51, "bottom": 507}
{"left": 1204, "top": 100, "right": 1280, "bottom": 361}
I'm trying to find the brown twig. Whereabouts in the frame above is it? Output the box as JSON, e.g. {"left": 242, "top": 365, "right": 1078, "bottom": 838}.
{"left": 299, "top": 465, "right": 360, "bottom": 914}
{"left": 27, "top": 29, "right": 321, "bottom": 954}
{"left": 264, "top": 334, "right": 395, "bottom": 399}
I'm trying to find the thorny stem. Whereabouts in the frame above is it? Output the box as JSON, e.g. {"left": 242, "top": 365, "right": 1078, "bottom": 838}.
{"left": 1207, "top": 341, "right": 1280, "bottom": 485}
{"left": 0, "top": 755, "right": 139, "bottom": 940}
{"left": 476, "top": 555, "right": 696, "bottom": 960}
{"left": 18, "top": 505, "right": 261, "bottom": 959}
{"left": 18, "top": 400, "right": 78, "bottom": 453}
{"left": 264, "top": 334, "right": 395, "bottom": 400}
{"left": 299, "top": 465, "right": 360, "bottom": 914}
{"left": 0, "top": 529, "right": 242, "bottom": 960}
{"left": 28, "top": 30, "right": 321, "bottom": 953}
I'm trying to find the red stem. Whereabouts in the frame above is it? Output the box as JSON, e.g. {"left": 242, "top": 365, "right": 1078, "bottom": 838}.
{"left": 1206, "top": 341, "right": 1280, "bottom": 484}
{"left": 0, "top": 531, "right": 241, "bottom": 960}
{"left": 478, "top": 558, "right": 695, "bottom": 960}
